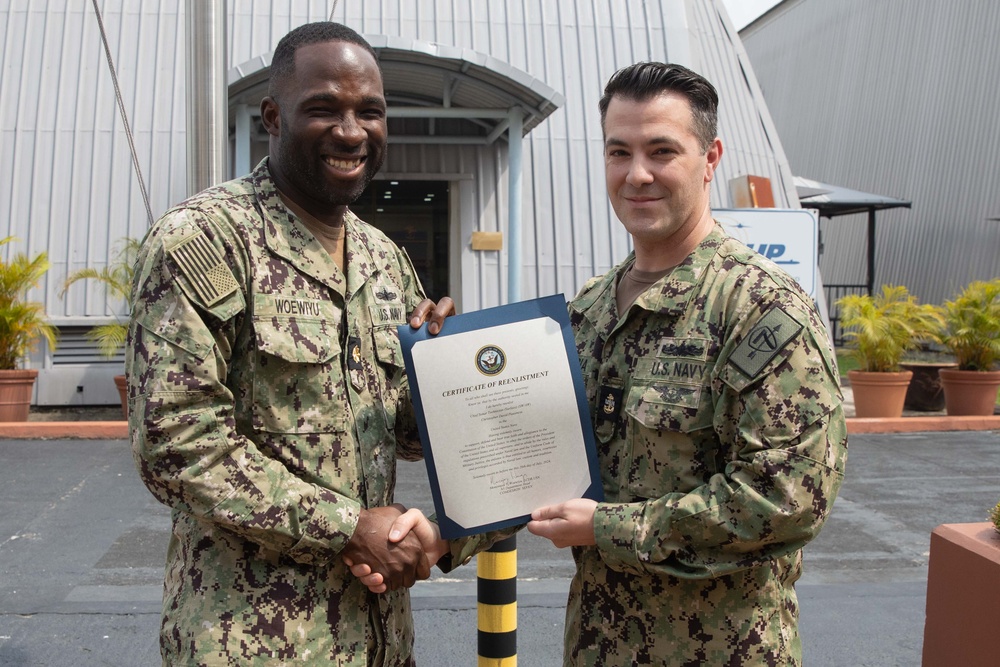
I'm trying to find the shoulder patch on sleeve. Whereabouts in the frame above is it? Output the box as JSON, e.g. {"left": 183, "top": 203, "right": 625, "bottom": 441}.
{"left": 166, "top": 231, "right": 239, "bottom": 307}
{"left": 729, "top": 305, "right": 803, "bottom": 379}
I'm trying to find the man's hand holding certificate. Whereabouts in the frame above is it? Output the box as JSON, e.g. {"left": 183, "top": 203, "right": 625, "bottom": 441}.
{"left": 398, "top": 294, "right": 603, "bottom": 539}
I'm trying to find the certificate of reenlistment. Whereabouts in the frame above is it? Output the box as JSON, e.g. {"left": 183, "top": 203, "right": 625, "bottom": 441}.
{"left": 397, "top": 294, "right": 603, "bottom": 539}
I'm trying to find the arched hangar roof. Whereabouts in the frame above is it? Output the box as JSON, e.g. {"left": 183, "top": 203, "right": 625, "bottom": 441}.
{"left": 227, "top": 35, "right": 565, "bottom": 144}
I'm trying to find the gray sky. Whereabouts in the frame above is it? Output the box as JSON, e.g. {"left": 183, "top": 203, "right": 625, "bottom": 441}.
{"left": 721, "top": 0, "right": 779, "bottom": 29}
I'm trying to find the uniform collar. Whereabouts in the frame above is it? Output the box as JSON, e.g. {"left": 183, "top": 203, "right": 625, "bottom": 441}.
{"left": 572, "top": 223, "right": 729, "bottom": 327}
{"left": 253, "top": 158, "right": 378, "bottom": 297}
{"left": 631, "top": 223, "right": 726, "bottom": 314}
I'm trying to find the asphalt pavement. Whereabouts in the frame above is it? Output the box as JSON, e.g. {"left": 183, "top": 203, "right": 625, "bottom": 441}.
{"left": 1, "top": 429, "right": 998, "bottom": 666}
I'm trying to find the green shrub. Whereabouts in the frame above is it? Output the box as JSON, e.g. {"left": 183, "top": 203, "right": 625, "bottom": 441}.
{"left": 934, "top": 278, "right": 1000, "bottom": 371}
{"left": 836, "top": 285, "right": 941, "bottom": 373}
{"left": 61, "top": 237, "right": 139, "bottom": 358}
{"left": 0, "top": 237, "right": 57, "bottom": 369}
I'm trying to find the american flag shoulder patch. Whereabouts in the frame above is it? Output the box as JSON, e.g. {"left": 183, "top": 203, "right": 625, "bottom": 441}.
{"left": 166, "top": 231, "right": 239, "bottom": 306}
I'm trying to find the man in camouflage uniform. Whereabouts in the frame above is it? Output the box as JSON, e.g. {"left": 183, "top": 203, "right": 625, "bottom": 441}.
{"left": 128, "top": 22, "right": 460, "bottom": 666}
{"left": 527, "top": 63, "right": 848, "bottom": 665}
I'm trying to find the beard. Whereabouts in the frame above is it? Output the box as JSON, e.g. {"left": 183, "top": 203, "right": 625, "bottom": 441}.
{"left": 273, "top": 133, "right": 385, "bottom": 208}
{"left": 326, "top": 157, "right": 381, "bottom": 206}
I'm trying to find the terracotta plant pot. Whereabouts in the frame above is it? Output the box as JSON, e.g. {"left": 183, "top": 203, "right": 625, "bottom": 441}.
{"left": 939, "top": 368, "right": 1000, "bottom": 416}
{"left": 923, "top": 523, "right": 1000, "bottom": 666}
{"left": 114, "top": 374, "right": 128, "bottom": 420}
{"left": 0, "top": 369, "right": 39, "bottom": 422}
{"left": 847, "top": 369, "right": 913, "bottom": 418}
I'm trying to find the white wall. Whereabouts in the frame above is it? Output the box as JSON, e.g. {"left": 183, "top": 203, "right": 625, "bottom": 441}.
{"left": 1, "top": 0, "right": 798, "bottom": 403}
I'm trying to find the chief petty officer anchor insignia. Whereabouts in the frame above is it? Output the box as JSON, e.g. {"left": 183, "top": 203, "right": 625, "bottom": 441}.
{"left": 596, "top": 384, "right": 623, "bottom": 424}
{"left": 347, "top": 336, "right": 365, "bottom": 391}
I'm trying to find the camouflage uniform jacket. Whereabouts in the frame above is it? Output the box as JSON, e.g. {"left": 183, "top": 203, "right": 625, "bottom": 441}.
{"left": 127, "top": 159, "right": 426, "bottom": 666}
{"left": 565, "top": 224, "right": 848, "bottom": 666}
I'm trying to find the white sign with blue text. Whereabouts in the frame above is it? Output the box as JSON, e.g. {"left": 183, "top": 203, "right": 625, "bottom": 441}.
{"left": 714, "top": 208, "right": 819, "bottom": 298}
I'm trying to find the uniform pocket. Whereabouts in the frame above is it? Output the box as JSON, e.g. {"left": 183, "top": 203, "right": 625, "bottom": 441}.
{"left": 372, "top": 324, "right": 404, "bottom": 368}
{"left": 623, "top": 380, "right": 715, "bottom": 497}
{"left": 252, "top": 316, "right": 347, "bottom": 434}
{"left": 371, "top": 324, "right": 405, "bottom": 431}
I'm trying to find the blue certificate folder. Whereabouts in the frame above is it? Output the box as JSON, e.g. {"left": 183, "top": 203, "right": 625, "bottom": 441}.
{"left": 397, "top": 294, "right": 604, "bottom": 539}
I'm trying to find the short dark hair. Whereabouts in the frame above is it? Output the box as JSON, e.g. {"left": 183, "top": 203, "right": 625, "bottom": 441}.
{"left": 268, "top": 22, "right": 378, "bottom": 98}
{"left": 598, "top": 62, "right": 719, "bottom": 152}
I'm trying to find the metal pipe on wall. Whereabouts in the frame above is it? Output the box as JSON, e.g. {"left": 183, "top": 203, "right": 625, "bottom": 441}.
{"left": 186, "top": 0, "right": 229, "bottom": 196}
{"left": 506, "top": 109, "right": 524, "bottom": 304}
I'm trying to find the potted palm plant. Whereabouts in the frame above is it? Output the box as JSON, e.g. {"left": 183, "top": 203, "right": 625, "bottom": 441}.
{"left": 61, "top": 237, "right": 139, "bottom": 418}
{"left": 0, "top": 236, "right": 58, "bottom": 421}
{"left": 836, "top": 284, "right": 942, "bottom": 418}
{"left": 933, "top": 278, "right": 1000, "bottom": 416}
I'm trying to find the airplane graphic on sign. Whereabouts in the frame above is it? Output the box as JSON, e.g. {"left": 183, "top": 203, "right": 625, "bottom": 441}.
{"left": 714, "top": 208, "right": 819, "bottom": 298}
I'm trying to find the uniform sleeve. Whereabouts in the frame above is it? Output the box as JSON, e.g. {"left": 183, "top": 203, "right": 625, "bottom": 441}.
{"left": 127, "top": 211, "right": 361, "bottom": 566}
{"left": 391, "top": 244, "right": 427, "bottom": 461}
{"left": 592, "top": 296, "right": 848, "bottom": 579}
{"left": 434, "top": 524, "right": 524, "bottom": 573}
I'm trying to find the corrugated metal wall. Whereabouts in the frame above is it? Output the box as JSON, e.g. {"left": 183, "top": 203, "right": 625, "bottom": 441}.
{"left": 1, "top": 0, "right": 797, "bottom": 404}
{"left": 1, "top": 0, "right": 187, "bottom": 320}
{"left": 741, "top": 0, "right": 1000, "bottom": 306}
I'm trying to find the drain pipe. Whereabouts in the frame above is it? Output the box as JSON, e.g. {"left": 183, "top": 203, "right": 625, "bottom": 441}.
{"left": 186, "top": 0, "right": 228, "bottom": 195}
{"left": 506, "top": 108, "right": 524, "bottom": 304}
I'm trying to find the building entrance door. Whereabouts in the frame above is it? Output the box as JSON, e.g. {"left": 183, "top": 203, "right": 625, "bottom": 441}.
{"left": 351, "top": 180, "right": 450, "bottom": 303}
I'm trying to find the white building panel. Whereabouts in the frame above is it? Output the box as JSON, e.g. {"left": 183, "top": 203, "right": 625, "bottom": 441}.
{"left": 741, "top": 0, "right": 1000, "bottom": 306}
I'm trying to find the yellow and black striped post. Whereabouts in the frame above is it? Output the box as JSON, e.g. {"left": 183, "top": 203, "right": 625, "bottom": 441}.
{"left": 477, "top": 535, "right": 517, "bottom": 665}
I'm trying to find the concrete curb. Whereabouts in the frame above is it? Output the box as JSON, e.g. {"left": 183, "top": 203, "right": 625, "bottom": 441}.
{"left": 0, "top": 416, "right": 997, "bottom": 439}
{"left": 0, "top": 421, "right": 129, "bottom": 439}
{"left": 846, "top": 415, "right": 1000, "bottom": 434}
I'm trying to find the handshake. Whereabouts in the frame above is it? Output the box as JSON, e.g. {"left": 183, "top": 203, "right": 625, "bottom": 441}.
{"left": 342, "top": 498, "right": 600, "bottom": 593}
{"left": 341, "top": 504, "right": 447, "bottom": 593}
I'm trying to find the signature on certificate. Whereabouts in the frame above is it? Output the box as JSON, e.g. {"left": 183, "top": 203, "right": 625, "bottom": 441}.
{"left": 490, "top": 471, "right": 527, "bottom": 487}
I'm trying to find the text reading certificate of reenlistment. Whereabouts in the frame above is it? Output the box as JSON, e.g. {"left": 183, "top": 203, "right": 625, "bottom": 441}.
{"left": 398, "top": 294, "right": 603, "bottom": 539}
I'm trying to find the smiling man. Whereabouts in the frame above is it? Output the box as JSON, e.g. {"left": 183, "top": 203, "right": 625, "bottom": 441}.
{"left": 526, "top": 62, "right": 849, "bottom": 665}
{"left": 127, "top": 22, "right": 453, "bottom": 666}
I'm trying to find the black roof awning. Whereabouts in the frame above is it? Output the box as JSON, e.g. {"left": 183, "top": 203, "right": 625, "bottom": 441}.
{"left": 795, "top": 176, "right": 913, "bottom": 301}
{"left": 794, "top": 176, "right": 911, "bottom": 217}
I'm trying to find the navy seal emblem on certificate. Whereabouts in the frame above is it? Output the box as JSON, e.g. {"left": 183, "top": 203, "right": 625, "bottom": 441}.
{"left": 476, "top": 345, "right": 506, "bottom": 376}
